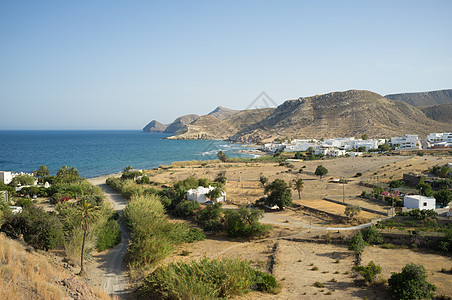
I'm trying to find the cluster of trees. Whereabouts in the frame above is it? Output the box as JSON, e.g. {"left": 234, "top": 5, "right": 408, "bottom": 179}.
{"left": 0, "top": 166, "right": 121, "bottom": 275}
{"left": 108, "top": 171, "right": 270, "bottom": 239}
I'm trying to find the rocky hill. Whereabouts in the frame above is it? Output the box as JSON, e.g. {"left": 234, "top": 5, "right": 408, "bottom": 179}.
{"left": 142, "top": 120, "right": 167, "bottom": 132}
{"left": 166, "top": 108, "right": 274, "bottom": 140}
{"left": 163, "top": 114, "right": 200, "bottom": 133}
{"left": 229, "top": 90, "right": 451, "bottom": 143}
{"left": 208, "top": 106, "right": 239, "bottom": 120}
{"left": 385, "top": 89, "right": 452, "bottom": 107}
{"left": 421, "top": 103, "right": 452, "bottom": 123}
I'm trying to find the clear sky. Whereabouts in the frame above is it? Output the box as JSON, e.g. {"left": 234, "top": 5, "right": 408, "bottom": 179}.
{"left": 1, "top": 0, "right": 451, "bottom": 130}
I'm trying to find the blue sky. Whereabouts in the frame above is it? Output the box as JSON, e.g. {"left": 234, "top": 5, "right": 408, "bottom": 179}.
{"left": 1, "top": 0, "right": 451, "bottom": 129}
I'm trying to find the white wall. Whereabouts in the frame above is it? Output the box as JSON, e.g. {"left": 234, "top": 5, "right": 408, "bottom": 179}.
{"left": 403, "top": 195, "right": 436, "bottom": 210}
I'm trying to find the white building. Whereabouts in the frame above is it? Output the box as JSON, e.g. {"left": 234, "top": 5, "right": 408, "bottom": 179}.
{"left": 187, "top": 186, "right": 226, "bottom": 203}
{"left": 403, "top": 195, "right": 436, "bottom": 210}
{"left": 0, "top": 171, "right": 13, "bottom": 185}
{"left": 391, "top": 134, "right": 420, "bottom": 150}
{"left": 426, "top": 132, "right": 452, "bottom": 143}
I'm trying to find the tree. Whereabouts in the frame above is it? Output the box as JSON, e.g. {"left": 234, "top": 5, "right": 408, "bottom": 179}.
{"left": 225, "top": 206, "right": 270, "bottom": 238}
{"left": 217, "top": 151, "right": 228, "bottom": 162}
{"left": 348, "top": 232, "right": 366, "bottom": 265}
{"left": 206, "top": 186, "right": 225, "bottom": 201}
{"left": 345, "top": 205, "right": 361, "bottom": 220}
{"left": 353, "top": 261, "right": 382, "bottom": 285}
{"left": 388, "top": 263, "right": 436, "bottom": 300}
{"left": 123, "top": 165, "right": 133, "bottom": 173}
{"left": 76, "top": 198, "right": 101, "bottom": 276}
{"left": 214, "top": 171, "right": 227, "bottom": 184}
{"left": 315, "top": 165, "right": 328, "bottom": 179}
{"left": 34, "top": 165, "right": 49, "bottom": 183}
{"left": 417, "top": 182, "right": 433, "bottom": 197}
{"left": 433, "top": 189, "right": 452, "bottom": 207}
{"left": 361, "top": 134, "right": 368, "bottom": 140}
{"left": 10, "top": 174, "right": 35, "bottom": 186}
{"left": 56, "top": 166, "right": 79, "bottom": 183}
{"left": 439, "top": 166, "right": 450, "bottom": 178}
{"left": 198, "top": 178, "right": 210, "bottom": 188}
{"left": 361, "top": 226, "right": 383, "bottom": 244}
{"left": 293, "top": 178, "right": 304, "bottom": 200}
{"left": 264, "top": 179, "right": 292, "bottom": 210}
{"left": 259, "top": 174, "right": 268, "bottom": 189}
{"left": 378, "top": 143, "right": 390, "bottom": 152}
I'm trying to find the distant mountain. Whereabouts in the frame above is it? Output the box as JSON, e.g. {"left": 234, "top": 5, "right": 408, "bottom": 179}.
{"left": 207, "top": 106, "right": 239, "bottom": 120}
{"left": 142, "top": 120, "right": 167, "bottom": 132}
{"left": 163, "top": 114, "right": 200, "bottom": 133}
{"left": 143, "top": 89, "right": 451, "bottom": 143}
{"left": 166, "top": 108, "right": 274, "bottom": 140}
{"left": 229, "top": 90, "right": 451, "bottom": 143}
{"left": 421, "top": 103, "right": 452, "bottom": 123}
{"left": 385, "top": 89, "right": 452, "bottom": 107}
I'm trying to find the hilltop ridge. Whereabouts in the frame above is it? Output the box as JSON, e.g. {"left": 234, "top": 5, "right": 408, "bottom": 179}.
{"left": 143, "top": 89, "right": 452, "bottom": 143}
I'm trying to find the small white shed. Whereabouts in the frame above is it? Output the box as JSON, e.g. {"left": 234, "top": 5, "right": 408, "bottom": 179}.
{"left": 403, "top": 195, "right": 436, "bottom": 210}
{"left": 187, "top": 186, "right": 226, "bottom": 203}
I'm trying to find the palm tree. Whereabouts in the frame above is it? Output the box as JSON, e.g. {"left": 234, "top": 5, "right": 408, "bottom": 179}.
{"left": 35, "top": 165, "right": 49, "bottom": 183}
{"left": 293, "top": 178, "right": 304, "bottom": 199}
{"left": 76, "top": 198, "right": 100, "bottom": 276}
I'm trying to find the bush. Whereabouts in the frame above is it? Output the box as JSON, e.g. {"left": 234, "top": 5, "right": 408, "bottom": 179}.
{"left": 434, "top": 190, "right": 452, "bottom": 207}
{"left": 225, "top": 206, "right": 271, "bottom": 238}
{"left": 141, "top": 257, "right": 278, "bottom": 299}
{"left": 175, "top": 200, "right": 200, "bottom": 218}
{"left": 1, "top": 206, "right": 64, "bottom": 250}
{"left": 264, "top": 179, "right": 292, "bottom": 209}
{"left": 183, "top": 228, "right": 205, "bottom": 243}
{"left": 361, "top": 226, "right": 383, "bottom": 244}
{"left": 96, "top": 219, "right": 121, "bottom": 251}
{"left": 353, "top": 261, "right": 382, "bottom": 285}
{"left": 344, "top": 205, "right": 361, "bottom": 220}
{"left": 197, "top": 202, "right": 224, "bottom": 232}
{"left": 348, "top": 232, "right": 366, "bottom": 255}
{"left": 389, "top": 180, "right": 404, "bottom": 188}
{"left": 388, "top": 263, "right": 436, "bottom": 300}
{"left": 354, "top": 172, "right": 362, "bottom": 177}
{"left": 123, "top": 194, "right": 202, "bottom": 273}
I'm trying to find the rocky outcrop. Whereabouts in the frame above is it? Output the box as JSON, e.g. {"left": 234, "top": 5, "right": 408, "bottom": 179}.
{"left": 421, "top": 103, "right": 452, "bottom": 123}
{"left": 142, "top": 120, "right": 167, "bottom": 132}
{"left": 163, "top": 114, "right": 200, "bottom": 133}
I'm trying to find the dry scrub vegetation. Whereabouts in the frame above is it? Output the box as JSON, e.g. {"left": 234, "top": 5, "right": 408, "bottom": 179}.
{"left": 0, "top": 233, "right": 112, "bottom": 300}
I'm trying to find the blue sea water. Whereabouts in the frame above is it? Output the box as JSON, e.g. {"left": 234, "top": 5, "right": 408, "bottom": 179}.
{"left": 0, "top": 131, "right": 255, "bottom": 178}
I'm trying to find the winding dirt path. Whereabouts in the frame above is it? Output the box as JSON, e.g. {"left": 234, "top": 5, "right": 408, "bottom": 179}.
{"left": 88, "top": 177, "right": 130, "bottom": 299}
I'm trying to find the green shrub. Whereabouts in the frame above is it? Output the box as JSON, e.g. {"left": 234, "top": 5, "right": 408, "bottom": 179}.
{"left": 175, "top": 200, "right": 200, "bottom": 218}
{"left": 96, "top": 219, "right": 121, "bottom": 251}
{"left": 1, "top": 206, "right": 64, "bottom": 250}
{"left": 184, "top": 228, "right": 205, "bottom": 242}
{"left": 388, "top": 263, "right": 436, "bottom": 300}
{"left": 141, "top": 257, "right": 278, "bottom": 299}
{"left": 361, "top": 226, "right": 383, "bottom": 244}
{"left": 225, "top": 206, "right": 271, "bottom": 238}
{"left": 353, "top": 261, "right": 382, "bottom": 285}
{"left": 348, "top": 232, "right": 366, "bottom": 254}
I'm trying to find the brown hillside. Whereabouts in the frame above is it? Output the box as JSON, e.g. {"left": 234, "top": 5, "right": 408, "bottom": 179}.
{"left": 168, "top": 108, "right": 274, "bottom": 140}
{"left": 230, "top": 90, "right": 452, "bottom": 143}
{"left": 207, "top": 106, "right": 239, "bottom": 120}
{"left": 142, "top": 120, "right": 167, "bottom": 132}
{"left": 385, "top": 89, "right": 452, "bottom": 107}
{"left": 421, "top": 103, "right": 452, "bottom": 123}
{"left": 163, "top": 114, "right": 200, "bottom": 133}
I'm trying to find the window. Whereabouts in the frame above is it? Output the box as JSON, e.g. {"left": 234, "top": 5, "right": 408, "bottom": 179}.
{"left": 423, "top": 202, "right": 427, "bottom": 207}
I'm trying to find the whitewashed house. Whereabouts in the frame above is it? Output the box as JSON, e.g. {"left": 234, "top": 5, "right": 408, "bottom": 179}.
{"left": 426, "top": 132, "right": 452, "bottom": 143}
{"left": 403, "top": 195, "right": 436, "bottom": 210}
{"left": 0, "top": 171, "right": 13, "bottom": 184}
{"left": 187, "top": 186, "right": 226, "bottom": 203}
{"left": 391, "top": 135, "right": 420, "bottom": 150}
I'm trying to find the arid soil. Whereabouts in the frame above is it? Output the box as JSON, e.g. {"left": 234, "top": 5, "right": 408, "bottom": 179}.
{"left": 140, "top": 154, "right": 452, "bottom": 299}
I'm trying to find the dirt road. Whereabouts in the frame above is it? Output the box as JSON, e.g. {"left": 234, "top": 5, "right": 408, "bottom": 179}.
{"left": 88, "top": 176, "right": 130, "bottom": 299}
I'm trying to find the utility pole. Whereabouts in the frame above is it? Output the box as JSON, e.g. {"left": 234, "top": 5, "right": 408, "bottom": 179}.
{"left": 342, "top": 178, "right": 345, "bottom": 203}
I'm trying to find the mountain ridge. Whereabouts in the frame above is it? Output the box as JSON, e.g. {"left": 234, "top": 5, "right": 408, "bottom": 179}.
{"left": 143, "top": 89, "right": 452, "bottom": 143}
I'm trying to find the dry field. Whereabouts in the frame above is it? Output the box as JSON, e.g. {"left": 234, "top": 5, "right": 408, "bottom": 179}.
{"left": 143, "top": 154, "right": 452, "bottom": 299}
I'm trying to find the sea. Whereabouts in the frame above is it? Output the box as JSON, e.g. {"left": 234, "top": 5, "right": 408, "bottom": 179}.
{"left": 0, "top": 130, "right": 256, "bottom": 178}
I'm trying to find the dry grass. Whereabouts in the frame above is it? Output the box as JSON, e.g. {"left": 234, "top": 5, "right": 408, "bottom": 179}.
{"left": 0, "top": 233, "right": 113, "bottom": 300}
{"left": 0, "top": 233, "right": 68, "bottom": 300}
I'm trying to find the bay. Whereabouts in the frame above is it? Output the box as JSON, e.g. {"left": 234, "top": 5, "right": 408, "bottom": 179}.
{"left": 0, "top": 130, "right": 254, "bottom": 178}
